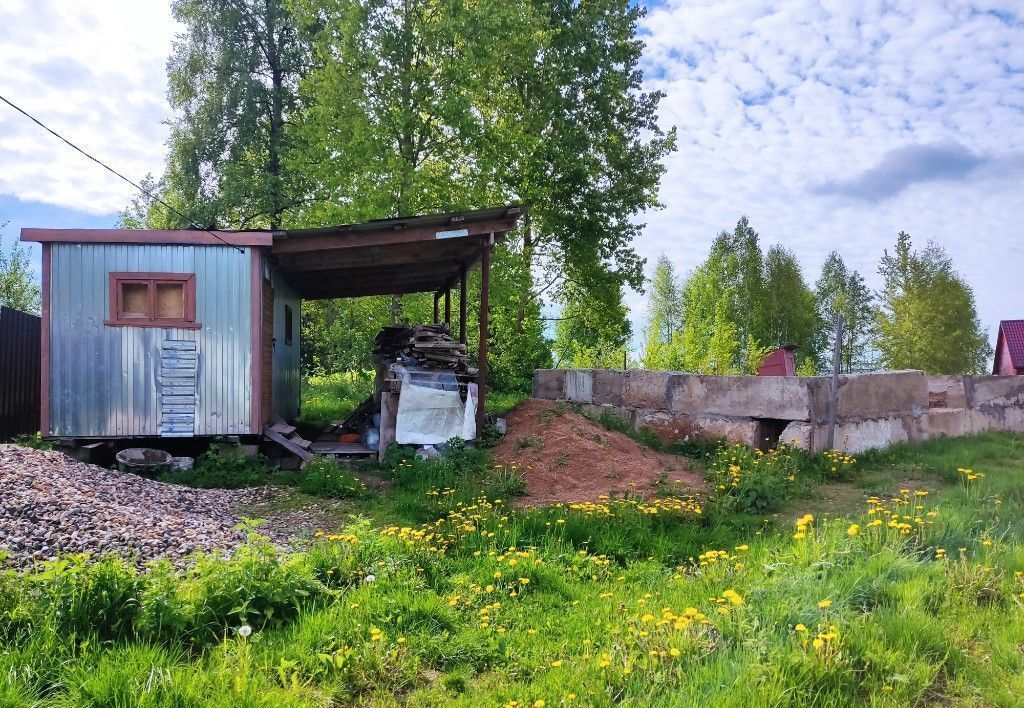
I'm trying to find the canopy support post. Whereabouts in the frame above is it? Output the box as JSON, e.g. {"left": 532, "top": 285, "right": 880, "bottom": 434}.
{"left": 444, "top": 288, "right": 451, "bottom": 326}
{"left": 432, "top": 292, "right": 440, "bottom": 324}
{"left": 459, "top": 267, "right": 467, "bottom": 344}
{"left": 476, "top": 235, "right": 492, "bottom": 438}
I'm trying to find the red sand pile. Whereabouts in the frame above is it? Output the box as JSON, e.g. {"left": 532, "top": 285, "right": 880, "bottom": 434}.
{"left": 491, "top": 398, "right": 703, "bottom": 506}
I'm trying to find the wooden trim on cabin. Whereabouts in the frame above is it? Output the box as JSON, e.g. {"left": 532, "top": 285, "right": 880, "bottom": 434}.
{"left": 105, "top": 272, "right": 200, "bottom": 329}
{"left": 250, "top": 249, "right": 263, "bottom": 434}
{"left": 40, "top": 244, "right": 50, "bottom": 436}
{"left": 21, "top": 228, "right": 272, "bottom": 247}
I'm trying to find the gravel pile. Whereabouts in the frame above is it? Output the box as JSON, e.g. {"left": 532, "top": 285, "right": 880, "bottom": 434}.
{"left": 0, "top": 444, "right": 285, "bottom": 569}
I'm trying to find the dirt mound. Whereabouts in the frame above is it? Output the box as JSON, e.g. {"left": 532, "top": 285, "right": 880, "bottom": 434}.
{"left": 492, "top": 399, "right": 702, "bottom": 506}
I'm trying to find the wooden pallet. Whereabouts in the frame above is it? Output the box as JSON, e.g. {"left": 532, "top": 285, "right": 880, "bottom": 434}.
{"left": 310, "top": 442, "right": 377, "bottom": 458}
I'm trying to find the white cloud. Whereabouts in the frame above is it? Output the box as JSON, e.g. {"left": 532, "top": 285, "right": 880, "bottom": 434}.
{"left": 635, "top": 0, "right": 1024, "bottom": 339}
{"left": 0, "top": 0, "right": 176, "bottom": 214}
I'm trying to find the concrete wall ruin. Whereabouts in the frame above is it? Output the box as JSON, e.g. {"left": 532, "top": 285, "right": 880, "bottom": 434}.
{"left": 531, "top": 369, "right": 1024, "bottom": 453}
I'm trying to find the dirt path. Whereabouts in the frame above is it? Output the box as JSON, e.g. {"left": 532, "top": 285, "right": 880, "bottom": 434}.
{"left": 492, "top": 399, "right": 703, "bottom": 506}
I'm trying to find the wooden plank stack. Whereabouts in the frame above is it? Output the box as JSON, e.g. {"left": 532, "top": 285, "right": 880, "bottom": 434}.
{"left": 373, "top": 324, "right": 469, "bottom": 370}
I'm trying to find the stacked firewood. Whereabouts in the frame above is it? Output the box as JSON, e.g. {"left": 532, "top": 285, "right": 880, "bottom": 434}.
{"left": 373, "top": 324, "right": 469, "bottom": 369}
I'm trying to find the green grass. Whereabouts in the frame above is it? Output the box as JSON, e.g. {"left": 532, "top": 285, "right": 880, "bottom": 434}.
{"left": 3, "top": 433, "right": 1024, "bottom": 705}
{"left": 296, "top": 373, "right": 525, "bottom": 431}
{"left": 296, "top": 372, "right": 375, "bottom": 430}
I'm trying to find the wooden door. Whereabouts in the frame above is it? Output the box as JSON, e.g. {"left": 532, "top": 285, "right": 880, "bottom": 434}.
{"left": 261, "top": 279, "right": 274, "bottom": 424}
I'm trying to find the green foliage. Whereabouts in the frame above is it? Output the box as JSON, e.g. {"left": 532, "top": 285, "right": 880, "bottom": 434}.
{"left": 165, "top": 0, "right": 308, "bottom": 229}
{"left": 297, "top": 458, "right": 370, "bottom": 499}
{"left": 0, "top": 230, "right": 40, "bottom": 314}
{"left": 5, "top": 434, "right": 1024, "bottom": 704}
{"left": 552, "top": 281, "right": 632, "bottom": 369}
{"left": 165, "top": 443, "right": 270, "bottom": 489}
{"left": 761, "top": 245, "right": 821, "bottom": 372}
{"left": 875, "top": 231, "right": 991, "bottom": 374}
{"left": 815, "top": 251, "right": 876, "bottom": 373}
{"left": 642, "top": 254, "right": 682, "bottom": 369}
{"left": 30, "top": 554, "right": 144, "bottom": 641}
{"left": 156, "top": 0, "right": 674, "bottom": 393}
{"left": 704, "top": 442, "right": 801, "bottom": 514}
{"left": 9, "top": 431, "right": 52, "bottom": 449}
{"left": 296, "top": 371, "right": 374, "bottom": 429}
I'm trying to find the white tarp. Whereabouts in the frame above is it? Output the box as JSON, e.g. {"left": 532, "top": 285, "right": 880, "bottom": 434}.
{"left": 395, "top": 383, "right": 476, "bottom": 444}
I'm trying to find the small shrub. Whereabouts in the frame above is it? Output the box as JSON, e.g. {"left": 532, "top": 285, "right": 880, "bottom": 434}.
{"left": 166, "top": 443, "right": 268, "bottom": 489}
{"left": 704, "top": 442, "right": 800, "bottom": 515}
{"left": 0, "top": 562, "right": 32, "bottom": 639}
{"left": 9, "top": 432, "right": 52, "bottom": 450}
{"left": 179, "top": 530, "right": 324, "bottom": 642}
{"left": 31, "top": 554, "right": 143, "bottom": 641}
{"left": 486, "top": 464, "right": 526, "bottom": 497}
{"left": 298, "top": 457, "right": 370, "bottom": 499}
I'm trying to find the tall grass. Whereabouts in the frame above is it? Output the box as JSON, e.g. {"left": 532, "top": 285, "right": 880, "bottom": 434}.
{"left": 2, "top": 433, "right": 1024, "bottom": 705}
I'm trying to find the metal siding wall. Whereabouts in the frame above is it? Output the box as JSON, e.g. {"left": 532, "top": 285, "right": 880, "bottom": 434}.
{"left": 48, "top": 243, "right": 252, "bottom": 437}
{"left": 0, "top": 307, "right": 41, "bottom": 439}
{"left": 271, "top": 269, "right": 301, "bottom": 420}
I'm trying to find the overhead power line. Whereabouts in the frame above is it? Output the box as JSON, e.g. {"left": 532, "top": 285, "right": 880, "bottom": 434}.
{"left": 0, "top": 92, "right": 244, "bottom": 253}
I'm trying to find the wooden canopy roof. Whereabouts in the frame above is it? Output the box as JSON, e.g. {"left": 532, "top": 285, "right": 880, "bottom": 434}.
{"left": 270, "top": 206, "right": 522, "bottom": 299}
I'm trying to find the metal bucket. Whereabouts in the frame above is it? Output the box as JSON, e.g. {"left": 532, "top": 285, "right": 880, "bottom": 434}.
{"left": 115, "top": 448, "right": 173, "bottom": 476}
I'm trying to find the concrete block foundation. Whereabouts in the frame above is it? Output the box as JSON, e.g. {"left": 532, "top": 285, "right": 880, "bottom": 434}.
{"left": 532, "top": 368, "right": 1024, "bottom": 453}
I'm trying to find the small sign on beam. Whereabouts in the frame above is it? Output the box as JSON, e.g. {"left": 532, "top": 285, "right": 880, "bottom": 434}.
{"left": 435, "top": 228, "right": 470, "bottom": 240}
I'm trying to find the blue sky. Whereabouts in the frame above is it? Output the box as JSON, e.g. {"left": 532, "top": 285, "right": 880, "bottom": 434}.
{"left": 1, "top": 0, "right": 1023, "bottom": 348}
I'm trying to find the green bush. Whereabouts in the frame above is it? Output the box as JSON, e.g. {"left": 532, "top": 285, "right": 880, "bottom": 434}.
{"left": 704, "top": 442, "right": 801, "bottom": 515}
{"left": 164, "top": 443, "right": 269, "bottom": 489}
{"left": 153, "top": 530, "right": 324, "bottom": 643}
{"left": 31, "top": 554, "right": 143, "bottom": 641}
{"left": 0, "top": 563, "right": 32, "bottom": 639}
{"left": 9, "top": 432, "right": 52, "bottom": 449}
{"left": 298, "top": 457, "right": 370, "bottom": 499}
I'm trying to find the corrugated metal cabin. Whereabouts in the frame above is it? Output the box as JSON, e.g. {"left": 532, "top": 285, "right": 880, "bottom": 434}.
{"left": 21, "top": 206, "right": 521, "bottom": 443}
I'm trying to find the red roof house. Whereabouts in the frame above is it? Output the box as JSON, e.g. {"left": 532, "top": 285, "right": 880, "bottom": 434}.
{"left": 993, "top": 320, "right": 1024, "bottom": 376}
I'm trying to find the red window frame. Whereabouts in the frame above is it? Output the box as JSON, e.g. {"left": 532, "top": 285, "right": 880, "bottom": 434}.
{"left": 105, "top": 272, "right": 200, "bottom": 329}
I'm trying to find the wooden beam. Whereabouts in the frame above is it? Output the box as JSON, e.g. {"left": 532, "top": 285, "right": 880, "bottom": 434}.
{"left": 459, "top": 267, "right": 468, "bottom": 344}
{"left": 272, "top": 240, "right": 481, "bottom": 272}
{"left": 444, "top": 288, "right": 451, "bottom": 325}
{"left": 21, "top": 228, "right": 271, "bottom": 247}
{"left": 476, "top": 235, "right": 492, "bottom": 438}
{"left": 433, "top": 292, "right": 440, "bottom": 324}
{"left": 271, "top": 220, "right": 515, "bottom": 255}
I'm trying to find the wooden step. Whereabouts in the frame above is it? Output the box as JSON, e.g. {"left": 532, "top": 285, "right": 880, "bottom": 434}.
{"left": 271, "top": 421, "right": 297, "bottom": 437}
{"left": 263, "top": 425, "right": 313, "bottom": 462}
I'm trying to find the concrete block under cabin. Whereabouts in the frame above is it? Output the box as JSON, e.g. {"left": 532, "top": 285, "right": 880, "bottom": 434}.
{"left": 622, "top": 370, "right": 672, "bottom": 409}
{"left": 636, "top": 410, "right": 762, "bottom": 448}
{"left": 668, "top": 374, "right": 814, "bottom": 421}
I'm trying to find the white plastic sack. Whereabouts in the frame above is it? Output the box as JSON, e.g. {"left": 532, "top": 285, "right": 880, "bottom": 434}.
{"left": 395, "top": 383, "right": 476, "bottom": 445}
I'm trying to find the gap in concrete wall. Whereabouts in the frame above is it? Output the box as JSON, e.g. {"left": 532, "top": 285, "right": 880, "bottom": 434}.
{"left": 754, "top": 418, "right": 789, "bottom": 451}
